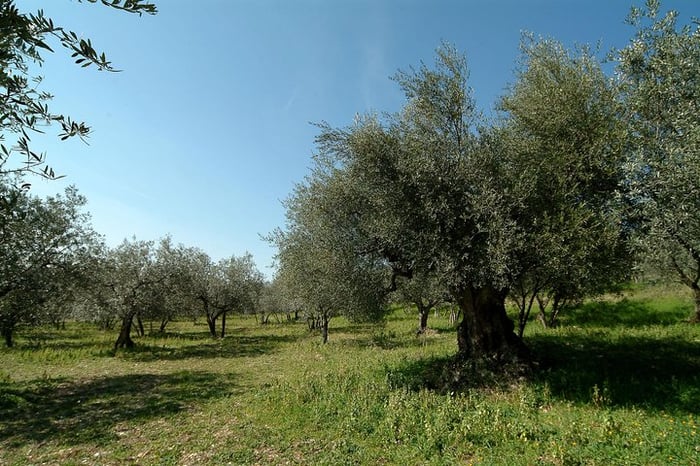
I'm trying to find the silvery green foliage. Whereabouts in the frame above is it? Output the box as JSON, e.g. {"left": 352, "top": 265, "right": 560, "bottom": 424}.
{"left": 277, "top": 41, "right": 633, "bottom": 355}
{"left": 0, "top": 0, "right": 156, "bottom": 181}
{"left": 309, "top": 45, "right": 522, "bottom": 293}
{"left": 0, "top": 176, "right": 101, "bottom": 345}
{"left": 270, "top": 148, "right": 390, "bottom": 336}
{"left": 618, "top": 0, "right": 700, "bottom": 318}
{"left": 304, "top": 41, "right": 627, "bottom": 295}
{"left": 173, "top": 245, "right": 264, "bottom": 336}
{"left": 500, "top": 37, "right": 632, "bottom": 328}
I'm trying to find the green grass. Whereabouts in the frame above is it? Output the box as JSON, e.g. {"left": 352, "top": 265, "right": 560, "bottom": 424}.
{"left": 1, "top": 285, "right": 699, "bottom": 465}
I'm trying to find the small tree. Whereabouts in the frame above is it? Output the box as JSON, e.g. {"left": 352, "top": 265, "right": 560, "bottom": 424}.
{"left": 181, "top": 248, "right": 264, "bottom": 338}
{"left": 393, "top": 271, "right": 449, "bottom": 334}
{"left": 270, "top": 174, "right": 389, "bottom": 344}
{"left": 210, "top": 254, "right": 264, "bottom": 338}
{"left": 88, "top": 238, "right": 179, "bottom": 349}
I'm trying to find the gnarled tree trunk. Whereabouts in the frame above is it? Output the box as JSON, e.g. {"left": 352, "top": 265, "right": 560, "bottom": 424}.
{"left": 692, "top": 285, "right": 700, "bottom": 323}
{"left": 114, "top": 310, "right": 136, "bottom": 349}
{"left": 455, "top": 285, "right": 528, "bottom": 362}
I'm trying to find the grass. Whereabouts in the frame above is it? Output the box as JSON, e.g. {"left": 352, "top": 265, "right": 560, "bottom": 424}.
{"left": 0, "top": 285, "right": 698, "bottom": 465}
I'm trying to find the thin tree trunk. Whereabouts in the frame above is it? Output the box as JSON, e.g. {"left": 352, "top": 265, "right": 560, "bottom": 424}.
{"left": 321, "top": 313, "right": 329, "bottom": 344}
{"left": 114, "top": 311, "right": 136, "bottom": 349}
{"left": 136, "top": 313, "right": 145, "bottom": 337}
{"left": 517, "top": 292, "right": 538, "bottom": 338}
{"left": 418, "top": 305, "right": 429, "bottom": 334}
{"left": 449, "top": 307, "right": 461, "bottom": 327}
{"left": 692, "top": 285, "right": 700, "bottom": 323}
{"left": 1, "top": 325, "right": 13, "bottom": 348}
{"left": 206, "top": 315, "right": 217, "bottom": 338}
{"left": 220, "top": 311, "right": 227, "bottom": 338}
{"left": 547, "top": 295, "right": 563, "bottom": 328}
{"left": 455, "top": 285, "right": 528, "bottom": 362}
{"left": 159, "top": 317, "right": 169, "bottom": 333}
{"left": 536, "top": 294, "right": 549, "bottom": 328}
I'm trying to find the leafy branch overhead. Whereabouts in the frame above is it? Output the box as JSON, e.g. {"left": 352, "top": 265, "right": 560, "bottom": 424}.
{"left": 0, "top": 0, "right": 156, "bottom": 182}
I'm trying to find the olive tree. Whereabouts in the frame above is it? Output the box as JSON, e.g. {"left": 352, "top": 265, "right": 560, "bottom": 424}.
{"left": 210, "top": 253, "right": 264, "bottom": 338}
{"left": 282, "top": 42, "right": 629, "bottom": 363}
{"left": 500, "top": 37, "right": 632, "bottom": 336}
{"left": 618, "top": 0, "right": 700, "bottom": 322}
{"left": 135, "top": 237, "right": 196, "bottom": 334}
{"left": 392, "top": 271, "right": 449, "bottom": 334}
{"left": 0, "top": 177, "right": 101, "bottom": 346}
{"left": 182, "top": 248, "right": 264, "bottom": 338}
{"left": 92, "top": 238, "right": 160, "bottom": 349}
{"left": 270, "top": 168, "right": 389, "bottom": 344}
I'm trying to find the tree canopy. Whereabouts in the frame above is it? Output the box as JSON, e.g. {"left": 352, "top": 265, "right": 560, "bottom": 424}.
{"left": 618, "top": 0, "right": 700, "bottom": 321}
{"left": 274, "top": 35, "right": 638, "bottom": 363}
{"left": 0, "top": 176, "right": 100, "bottom": 346}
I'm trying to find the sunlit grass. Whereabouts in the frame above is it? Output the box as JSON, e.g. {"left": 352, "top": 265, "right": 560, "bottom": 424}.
{"left": 1, "top": 285, "right": 698, "bottom": 465}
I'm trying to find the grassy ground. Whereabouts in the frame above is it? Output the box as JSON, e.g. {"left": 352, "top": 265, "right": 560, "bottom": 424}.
{"left": 1, "top": 285, "right": 698, "bottom": 465}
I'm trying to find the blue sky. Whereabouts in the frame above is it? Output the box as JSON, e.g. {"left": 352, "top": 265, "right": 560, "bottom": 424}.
{"left": 17, "top": 0, "right": 698, "bottom": 278}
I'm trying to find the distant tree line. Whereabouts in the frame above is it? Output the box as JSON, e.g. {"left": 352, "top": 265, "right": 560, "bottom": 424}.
{"left": 0, "top": 180, "right": 266, "bottom": 348}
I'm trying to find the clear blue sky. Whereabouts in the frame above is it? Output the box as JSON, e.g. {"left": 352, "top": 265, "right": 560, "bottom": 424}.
{"left": 17, "top": 0, "right": 698, "bottom": 278}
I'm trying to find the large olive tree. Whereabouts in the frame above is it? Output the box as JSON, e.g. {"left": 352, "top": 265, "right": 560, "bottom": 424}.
{"left": 281, "top": 42, "right": 629, "bottom": 363}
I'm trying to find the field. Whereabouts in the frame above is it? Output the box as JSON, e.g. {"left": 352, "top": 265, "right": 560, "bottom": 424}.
{"left": 1, "top": 285, "right": 699, "bottom": 465}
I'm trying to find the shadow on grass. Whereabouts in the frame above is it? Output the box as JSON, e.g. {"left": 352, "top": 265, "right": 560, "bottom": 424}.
{"left": 562, "top": 296, "right": 691, "bottom": 328}
{"left": 529, "top": 332, "right": 700, "bottom": 413}
{"left": 0, "top": 371, "right": 239, "bottom": 447}
{"left": 336, "top": 328, "right": 453, "bottom": 350}
{"left": 386, "top": 332, "right": 699, "bottom": 414}
{"left": 120, "top": 333, "right": 302, "bottom": 362}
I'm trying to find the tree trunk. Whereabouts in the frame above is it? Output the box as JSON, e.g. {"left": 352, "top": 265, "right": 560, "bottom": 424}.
{"left": 206, "top": 315, "right": 217, "bottom": 338}
{"left": 220, "top": 311, "right": 227, "bottom": 338}
{"left": 159, "top": 318, "right": 169, "bottom": 333}
{"left": 517, "top": 292, "right": 538, "bottom": 338}
{"left": 692, "top": 285, "right": 700, "bottom": 323}
{"left": 449, "top": 307, "right": 461, "bottom": 327}
{"left": 114, "top": 311, "right": 136, "bottom": 349}
{"left": 321, "top": 313, "right": 329, "bottom": 344}
{"left": 417, "top": 305, "right": 429, "bottom": 334}
{"left": 455, "top": 285, "right": 528, "bottom": 362}
{"left": 1, "top": 324, "right": 13, "bottom": 348}
{"left": 136, "top": 313, "right": 145, "bottom": 337}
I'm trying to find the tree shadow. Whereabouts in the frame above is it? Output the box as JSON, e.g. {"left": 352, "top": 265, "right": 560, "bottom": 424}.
{"left": 384, "top": 355, "right": 457, "bottom": 391}
{"left": 384, "top": 333, "right": 699, "bottom": 414}
{"left": 529, "top": 332, "right": 700, "bottom": 413}
{"left": 336, "top": 328, "right": 451, "bottom": 350}
{"left": 0, "top": 371, "right": 240, "bottom": 447}
{"left": 562, "top": 297, "right": 691, "bottom": 328}
{"left": 121, "top": 333, "right": 302, "bottom": 362}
